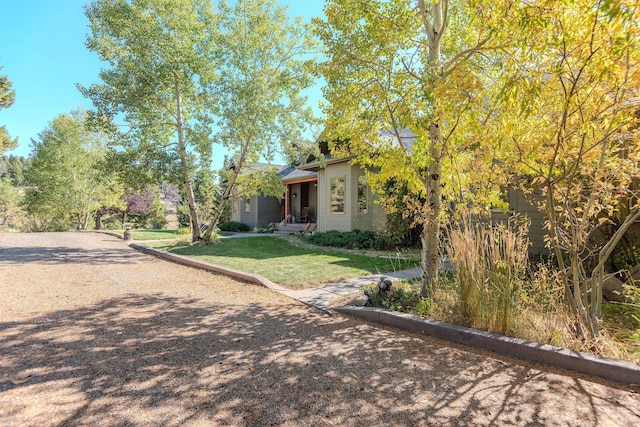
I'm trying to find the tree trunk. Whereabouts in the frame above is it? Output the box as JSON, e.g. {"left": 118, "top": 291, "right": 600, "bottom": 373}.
{"left": 174, "top": 74, "right": 200, "bottom": 242}
{"left": 202, "top": 152, "right": 247, "bottom": 241}
{"left": 420, "top": 122, "right": 443, "bottom": 298}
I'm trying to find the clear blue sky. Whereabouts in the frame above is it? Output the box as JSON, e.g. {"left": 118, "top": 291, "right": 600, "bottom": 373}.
{"left": 0, "top": 0, "right": 326, "bottom": 168}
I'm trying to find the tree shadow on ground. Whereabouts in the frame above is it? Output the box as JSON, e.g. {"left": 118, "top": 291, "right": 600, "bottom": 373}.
{"left": 0, "top": 246, "right": 143, "bottom": 265}
{"left": 1, "top": 293, "right": 637, "bottom": 426}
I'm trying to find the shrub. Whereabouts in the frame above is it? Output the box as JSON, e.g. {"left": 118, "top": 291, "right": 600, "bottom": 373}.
{"left": 365, "top": 281, "right": 422, "bottom": 313}
{"left": 447, "top": 219, "right": 529, "bottom": 335}
{"left": 218, "top": 221, "right": 251, "bottom": 232}
{"left": 305, "top": 230, "right": 384, "bottom": 250}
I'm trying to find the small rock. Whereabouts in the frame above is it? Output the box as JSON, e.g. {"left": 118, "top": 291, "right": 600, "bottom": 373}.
{"left": 344, "top": 294, "right": 369, "bottom": 307}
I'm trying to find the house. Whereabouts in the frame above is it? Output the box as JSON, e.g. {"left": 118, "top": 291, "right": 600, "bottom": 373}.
{"left": 295, "top": 139, "right": 387, "bottom": 233}
{"left": 229, "top": 140, "right": 387, "bottom": 232}
{"left": 229, "top": 131, "right": 549, "bottom": 254}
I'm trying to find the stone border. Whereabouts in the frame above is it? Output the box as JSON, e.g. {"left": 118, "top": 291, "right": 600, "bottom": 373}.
{"left": 333, "top": 306, "right": 640, "bottom": 385}
{"left": 128, "top": 243, "right": 287, "bottom": 291}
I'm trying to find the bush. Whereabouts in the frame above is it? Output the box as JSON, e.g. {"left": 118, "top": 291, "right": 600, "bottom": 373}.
{"left": 448, "top": 220, "right": 529, "bottom": 335}
{"left": 365, "top": 281, "right": 422, "bottom": 313}
{"left": 218, "top": 221, "right": 251, "bottom": 232}
{"left": 305, "top": 230, "right": 386, "bottom": 250}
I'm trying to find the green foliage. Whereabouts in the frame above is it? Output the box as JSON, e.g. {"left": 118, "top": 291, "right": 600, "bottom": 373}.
{"left": 232, "top": 165, "right": 286, "bottom": 199}
{"left": 305, "top": 229, "right": 418, "bottom": 251}
{"left": 306, "top": 230, "right": 377, "bottom": 250}
{"left": 0, "top": 66, "right": 17, "bottom": 153}
{"left": 201, "top": 0, "right": 319, "bottom": 239}
{"left": 217, "top": 221, "right": 250, "bottom": 232}
{"left": 0, "top": 177, "right": 22, "bottom": 229}
{"left": 0, "top": 155, "right": 31, "bottom": 186}
{"left": 365, "top": 281, "right": 422, "bottom": 313}
{"left": 81, "top": 0, "right": 219, "bottom": 240}
{"left": 23, "top": 110, "right": 124, "bottom": 232}
{"left": 314, "top": 0, "right": 523, "bottom": 296}
{"left": 498, "top": 0, "right": 640, "bottom": 339}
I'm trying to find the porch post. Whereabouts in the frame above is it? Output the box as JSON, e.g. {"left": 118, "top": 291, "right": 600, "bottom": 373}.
{"left": 285, "top": 184, "right": 290, "bottom": 222}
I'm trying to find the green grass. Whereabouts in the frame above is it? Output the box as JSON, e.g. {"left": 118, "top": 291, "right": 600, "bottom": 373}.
{"left": 148, "top": 236, "right": 418, "bottom": 288}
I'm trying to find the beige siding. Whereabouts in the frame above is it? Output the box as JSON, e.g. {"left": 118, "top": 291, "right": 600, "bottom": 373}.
{"left": 317, "top": 169, "right": 327, "bottom": 231}
{"left": 510, "top": 189, "right": 548, "bottom": 254}
{"left": 488, "top": 188, "right": 548, "bottom": 254}
{"left": 323, "top": 162, "right": 352, "bottom": 232}
{"left": 351, "top": 166, "right": 386, "bottom": 232}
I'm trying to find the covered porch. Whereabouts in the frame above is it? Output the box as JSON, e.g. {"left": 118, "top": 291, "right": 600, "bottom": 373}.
{"left": 282, "top": 169, "right": 318, "bottom": 224}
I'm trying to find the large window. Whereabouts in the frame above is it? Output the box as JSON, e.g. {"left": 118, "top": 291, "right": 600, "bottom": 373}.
{"left": 233, "top": 196, "right": 239, "bottom": 214}
{"left": 357, "top": 175, "right": 369, "bottom": 214}
{"left": 330, "top": 177, "right": 345, "bottom": 213}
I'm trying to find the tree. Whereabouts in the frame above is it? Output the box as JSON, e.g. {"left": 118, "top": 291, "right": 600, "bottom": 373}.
{"left": 201, "top": 0, "right": 317, "bottom": 240}
{"left": 0, "top": 178, "right": 22, "bottom": 228}
{"left": 23, "top": 110, "right": 123, "bottom": 231}
{"left": 501, "top": 0, "right": 640, "bottom": 339}
{"left": 80, "top": 0, "right": 218, "bottom": 242}
{"left": 0, "top": 66, "right": 17, "bottom": 153}
{"left": 314, "top": 0, "right": 519, "bottom": 297}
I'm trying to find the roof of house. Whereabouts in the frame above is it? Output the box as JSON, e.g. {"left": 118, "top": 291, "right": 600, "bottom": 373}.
{"left": 297, "top": 128, "right": 417, "bottom": 171}
{"left": 280, "top": 168, "right": 317, "bottom": 183}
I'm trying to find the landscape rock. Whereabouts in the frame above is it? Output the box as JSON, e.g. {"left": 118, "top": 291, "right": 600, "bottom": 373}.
{"left": 629, "top": 264, "right": 640, "bottom": 282}
{"left": 344, "top": 294, "right": 369, "bottom": 307}
{"left": 601, "top": 275, "right": 629, "bottom": 303}
{"left": 377, "top": 276, "right": 392, "bottom": 293}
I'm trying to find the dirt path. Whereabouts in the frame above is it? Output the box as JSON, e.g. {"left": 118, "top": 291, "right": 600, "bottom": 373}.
{"left": 0, "top": 232, "right": 638, "bottom": 426}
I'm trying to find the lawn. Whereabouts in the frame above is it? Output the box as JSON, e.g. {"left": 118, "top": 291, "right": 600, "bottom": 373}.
{"left": 148, "top": 236, "right": 418, "bottom": 288}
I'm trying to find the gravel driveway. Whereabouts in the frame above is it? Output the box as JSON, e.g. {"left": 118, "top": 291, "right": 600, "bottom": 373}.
{"left": 0, "top": 232, "right": 638, "bottom": 426}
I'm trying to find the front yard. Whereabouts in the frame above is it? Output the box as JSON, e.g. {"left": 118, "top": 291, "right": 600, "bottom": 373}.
{"left": 148, "top": 236, "right": 418, "bottom": 288}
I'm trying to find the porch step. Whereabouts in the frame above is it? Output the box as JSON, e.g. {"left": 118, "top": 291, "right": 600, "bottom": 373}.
{"left": 273, "top": 223, "right": 315, "bottom": 235}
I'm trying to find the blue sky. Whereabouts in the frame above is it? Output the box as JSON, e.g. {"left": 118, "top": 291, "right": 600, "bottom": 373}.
{"left": 0, "top": 0, "right": 327, "bottom": 168}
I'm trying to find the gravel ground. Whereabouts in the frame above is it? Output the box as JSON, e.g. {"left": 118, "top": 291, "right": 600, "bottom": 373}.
{"left": 0, "top": 232, "right": 638, "bottom": 426}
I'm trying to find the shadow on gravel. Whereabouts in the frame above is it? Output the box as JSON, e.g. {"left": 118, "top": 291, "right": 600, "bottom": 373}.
{"left": 1, "top": 294, "right": 636, "bottom": 426}
{"left": 0, "top": 246, "right": 142, "bottom": 265}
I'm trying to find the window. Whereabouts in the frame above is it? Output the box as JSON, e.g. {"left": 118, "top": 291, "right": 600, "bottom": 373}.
{"left": 233, "top": 196, "right": 239, "bottom": 214}
{"left": 330, "top": 177, "right": 345, "bottom": 213}
{"left": 357, "top": 175, "right": 369, "bottom": 214}
{"left": 244, "top": 197, "right": 251, "bottom": 213}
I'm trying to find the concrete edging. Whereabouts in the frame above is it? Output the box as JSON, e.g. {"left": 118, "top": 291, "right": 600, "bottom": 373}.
{"left": 128, "top": 243, "right": 287, "bottom": 291}
{"left": 333, "top": 306, "right": 640, "bottom": 385}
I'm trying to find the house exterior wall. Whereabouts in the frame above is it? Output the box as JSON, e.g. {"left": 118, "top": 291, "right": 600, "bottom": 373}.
{"left": 257, "top": 196, "right": 283, "bottom": 225}
{"left": 488, "top": 188, "right": 548, "bottom": 254}
{"left": 308, "top": 183, "right": 318, "bottom": 222}
{"left": 350, "top": 169, "right": 386, "bottom": 232}
{"left": 317, "top": 162, "right": 385, "bottom": 232}
{"left": 231, "top": 195, "right": 282, "bottom": 228}
{"left": 236, "top": 196, "right": 257, "bottom": 227}
{"left": 290, "top": 182, "right": 302, "bottom": 221}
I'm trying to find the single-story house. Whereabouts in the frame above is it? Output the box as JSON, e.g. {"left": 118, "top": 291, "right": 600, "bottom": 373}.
{"left": 230, "top": 132, "right": 550, "bottom": 254}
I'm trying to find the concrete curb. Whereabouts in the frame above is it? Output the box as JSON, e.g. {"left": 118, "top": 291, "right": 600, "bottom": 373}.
{"left": 92, "top": 230, "right": 125, "bottom": 240}
{"left": 333, "top": 306, "right": 640, "bottom": 385}
{"left": 128, "top": 243, "right": 287, "bottom": 291}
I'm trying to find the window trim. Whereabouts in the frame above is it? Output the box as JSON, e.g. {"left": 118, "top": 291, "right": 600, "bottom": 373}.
{"left": 329, "top": 176, "right": 346, "bottom": 214}
{"left": 357, "top": 175, "right": 369, "bottom": 215}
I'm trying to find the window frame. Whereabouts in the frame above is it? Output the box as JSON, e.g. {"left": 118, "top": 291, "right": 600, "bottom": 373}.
{"left": 330, "top": 176, "right": 346, "bottom": 214}
{"left": 357, "top": 175, "right": 369, "bottom": 215}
